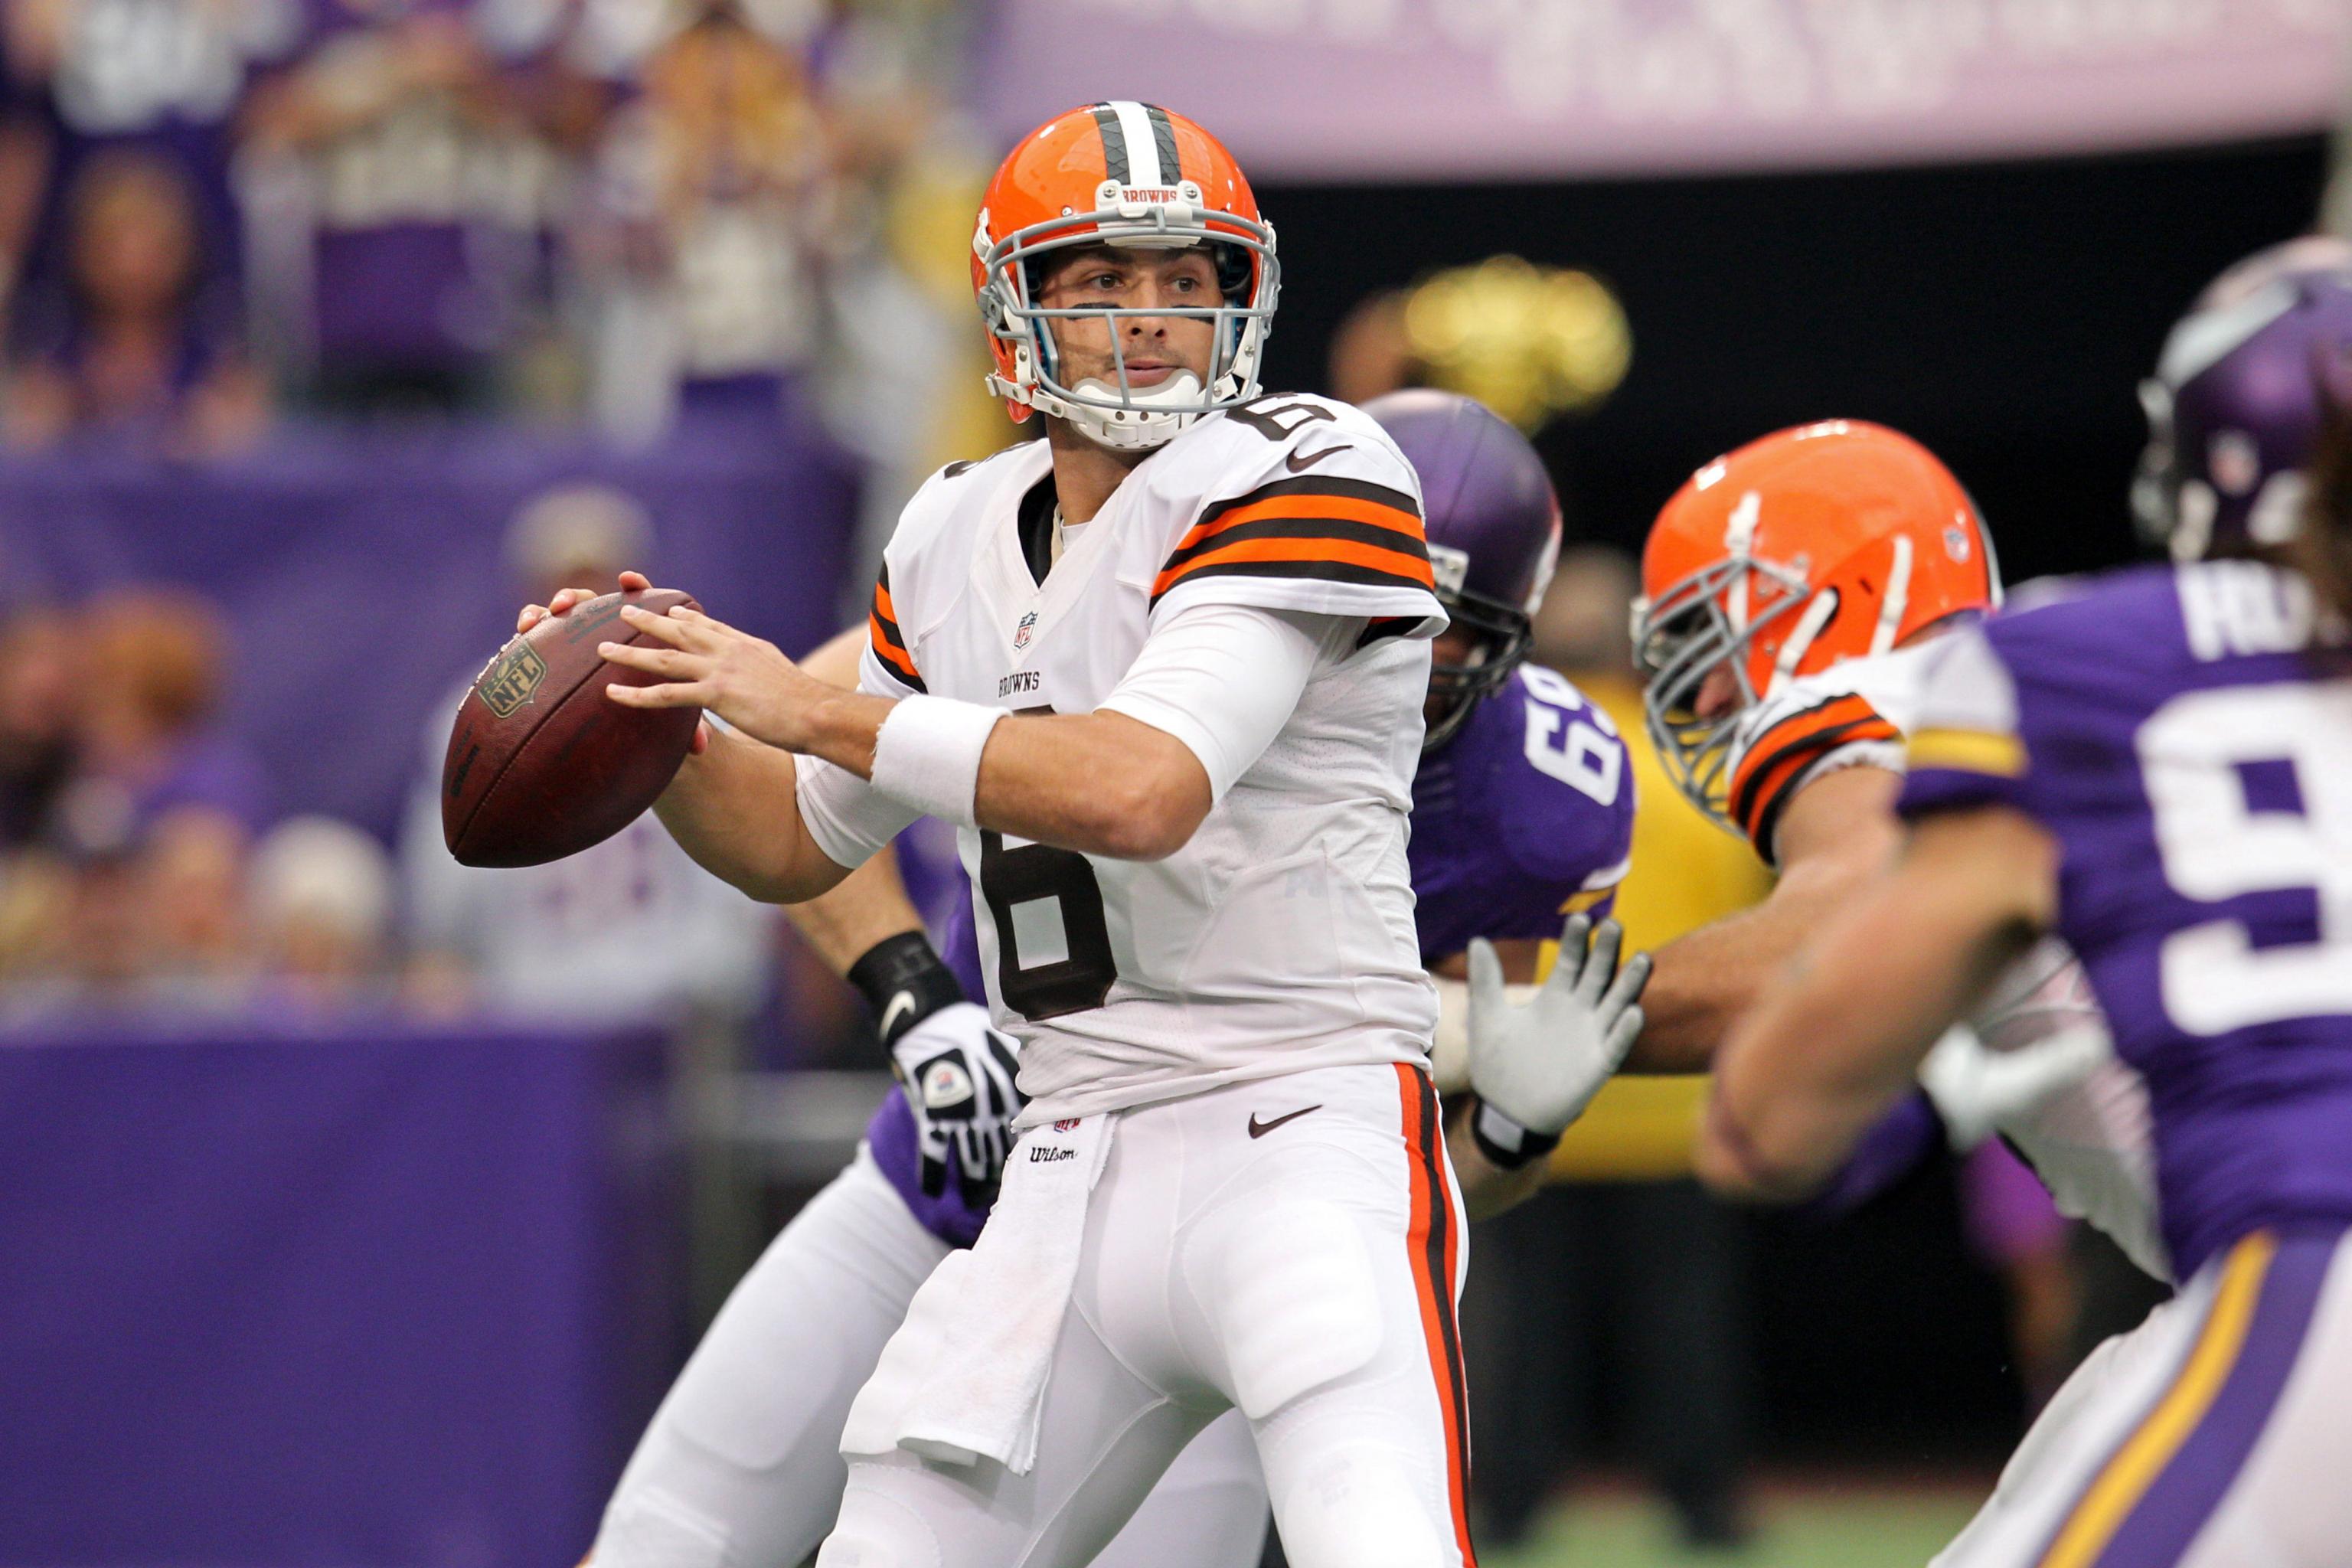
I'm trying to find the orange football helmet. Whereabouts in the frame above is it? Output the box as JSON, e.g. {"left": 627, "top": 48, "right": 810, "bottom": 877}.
{"left": 972, "top": 102, "right": 1277, "bottom": 449}
{"left": 1633, "top": 420, "right": 2001, "bottom": 822}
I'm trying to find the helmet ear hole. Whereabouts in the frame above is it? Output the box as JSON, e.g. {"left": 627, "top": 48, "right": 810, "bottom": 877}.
{"left": 1213, "top": 241, "right": 1253, "bottom": 302}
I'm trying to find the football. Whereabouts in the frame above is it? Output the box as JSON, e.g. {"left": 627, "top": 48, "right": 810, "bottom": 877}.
{"left": 441, "top": 587, "right": 703, "bottom": 867}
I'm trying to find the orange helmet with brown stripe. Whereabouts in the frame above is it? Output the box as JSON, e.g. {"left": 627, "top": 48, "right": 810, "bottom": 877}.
{"left": 1632, "top": 420, "right": 2001, "bottom": 825}
{"left": 972, "top": 103, "right": 1277, "bottom": 450}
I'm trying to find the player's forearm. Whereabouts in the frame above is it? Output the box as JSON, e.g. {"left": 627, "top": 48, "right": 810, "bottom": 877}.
{"left": 1447, "top": 1121, "right": 1551, "bottom": 1221}
{"left": 971, "top": 712, "right": 1211, "bottom": 861}
{"left": 1698, "top": 815, "right": 2050, "bottom": 1200}
{"left": 1699, "top": 916, "right": 1983, "bottom": 1200}
{"left": 1627, "top": 792, "right": 1900, "bottom": 1073}
{"left": 795, "top": 681, "right": 1208, "bottom": 860}
{"left": 654, "top": 726, "right": 849, "bottom": 903}
{"left": 1625, "top": 885, "right": 1828, "bottom": 1073}
{"left": 783, "top": 846, "right": 925, "bottom": 975}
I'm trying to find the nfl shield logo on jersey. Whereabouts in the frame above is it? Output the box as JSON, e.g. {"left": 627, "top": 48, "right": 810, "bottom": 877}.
{"left": 1014, "top": 610, "right": 1038, "bottom": 649}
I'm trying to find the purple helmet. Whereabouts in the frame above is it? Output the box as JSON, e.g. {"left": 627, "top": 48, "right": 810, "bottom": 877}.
{"left": 2136, "top": 236, "right": 2352, "bottom": 561}
{"left": 1364, "top": 389, "right": 1563, "bottom": 749}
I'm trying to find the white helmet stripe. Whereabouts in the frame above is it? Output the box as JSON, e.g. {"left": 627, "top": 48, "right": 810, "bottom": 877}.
{"left": 1108, "top": 101, "right": 1164, "bottom": 186}
{"left": 1723, "top": 488, "right": 1761, "bottom": 631}
{"left": 1144, "top": 104, "right": 1183, "bottom": 182}
{"left": 1869, "top": 533, "right": 1913, "bottom": 656}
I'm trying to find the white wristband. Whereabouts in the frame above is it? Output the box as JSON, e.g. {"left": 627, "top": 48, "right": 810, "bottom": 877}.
{"left": 871, "top": 695, "right": 1005, "bottom": 828}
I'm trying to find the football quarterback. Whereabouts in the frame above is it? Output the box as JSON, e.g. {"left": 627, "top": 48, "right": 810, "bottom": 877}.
{"left": 586, "top": 388, "right": 1638, "bottom": 1568}
{"left": 557, "top": 102, "right": 1542, "bottom": 1568}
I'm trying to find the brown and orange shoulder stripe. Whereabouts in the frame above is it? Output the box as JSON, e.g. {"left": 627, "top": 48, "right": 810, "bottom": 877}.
{"left": 867, "top": 564, "right": 925, "bottom": 694}
{"left": 1151, "top": 476, "right": 1436, "bottom": 609}
{"left": 1727, "top": 691, "right": 1900, "bottom": 854}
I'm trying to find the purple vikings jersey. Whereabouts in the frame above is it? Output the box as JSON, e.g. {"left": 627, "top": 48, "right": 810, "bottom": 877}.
{"left": 1406, "top": 663, "right": 1633, "bottom": 960}
{"left": 866, "top": 662, "right": 1635, "bottom": 1246}
{"left": 1900, "top": 560, "right": 2352, "bottom": 1277}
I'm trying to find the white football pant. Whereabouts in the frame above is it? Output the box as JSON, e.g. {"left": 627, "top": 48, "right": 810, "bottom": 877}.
{"left": 591, "top": 1147, "right": 1269, "bottom": 1568}
{"left": 816, "top": 1062, "right": 1477, "bottom": 1568}
{"left": 1936, "top": 1222, "right": 2352, "bottom": 1568}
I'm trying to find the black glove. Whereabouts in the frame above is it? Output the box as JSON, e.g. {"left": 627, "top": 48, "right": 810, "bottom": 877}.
{"left": 848, "top": 930, "right": 1026, "bottom": 1197}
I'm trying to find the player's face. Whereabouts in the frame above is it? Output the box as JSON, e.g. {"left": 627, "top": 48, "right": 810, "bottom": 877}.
{"left": 1694, "top": 662, "right": 1744, "bottom": 720}
{"left": 1034, "top": 245, "right": 1220, "bottom": 393}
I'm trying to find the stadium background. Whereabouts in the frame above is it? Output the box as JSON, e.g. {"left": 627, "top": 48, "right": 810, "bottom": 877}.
{"left": 0, "top": 5, "right": 2340, "bottom": 1567}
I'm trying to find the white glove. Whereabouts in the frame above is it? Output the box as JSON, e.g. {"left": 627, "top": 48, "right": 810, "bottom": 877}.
{"left": 1917, "top": 1020, "right": 2112, "bottom": 1152}
{"left": 1464, "top": 915, "right": 1651, "bottom": 1168}
{"left": 890, "top": 1001, "right": 1026, "bottom": 1199}
{"left": 1430, "top": 974, "right": 1537, "bottom": 1095}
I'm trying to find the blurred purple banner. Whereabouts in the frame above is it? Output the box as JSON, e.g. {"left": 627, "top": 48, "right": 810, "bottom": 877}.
{"left": 982, "top": 1, "right": 2347, "bottom": 179}
{"left": 0, "top": 411, "right": 859, "bottom": 842}
{"left": 0, "top": 1014, "right": 681, "bottom": 1568}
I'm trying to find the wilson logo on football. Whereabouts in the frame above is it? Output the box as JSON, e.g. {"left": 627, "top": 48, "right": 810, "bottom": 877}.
{"left": 475, "top": 643, "right": 548, "bottom": 719}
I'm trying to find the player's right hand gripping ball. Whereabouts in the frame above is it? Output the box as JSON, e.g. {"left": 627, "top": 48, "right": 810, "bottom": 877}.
{"left": 443, "top": 587, "right": 703, "bottom": 867}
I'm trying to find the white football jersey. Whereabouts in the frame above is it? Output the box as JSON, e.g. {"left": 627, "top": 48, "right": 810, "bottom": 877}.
{"left": 1721, "top": 644, "right": 1935, "bottom": 866}
{"left": 832, "top": 395, "right": 1447, "bottom": 1125}
{"left": 1724, "top": 641, "right": 2163, "bottom": 1278}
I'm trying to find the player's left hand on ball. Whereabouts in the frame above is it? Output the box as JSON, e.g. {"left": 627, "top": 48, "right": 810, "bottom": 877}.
{"left": 1465, "top": 914, "right": 1651, "bottom": 1142}
{"left": 888, "top": 1001, "right": 1026, "bottom": 1199}
{"left": 518, "top": 569, "right": 654, "bottom": 635}
{"left": 598, "top": 601, "right": 825, "bottom": 750}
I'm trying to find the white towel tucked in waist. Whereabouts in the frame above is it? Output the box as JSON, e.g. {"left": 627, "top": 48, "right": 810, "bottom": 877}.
{"left": 839, "top": 1112, "right": 1112, "bottom": 1473}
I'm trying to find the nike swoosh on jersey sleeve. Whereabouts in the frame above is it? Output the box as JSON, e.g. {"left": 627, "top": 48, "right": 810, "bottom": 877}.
{"left": 1726, "top": 691, "right": 1901, "bottom": 854}
{"left": 1150, "top": 476, "right": 1436, "bottom": 607}
{"left": 868, "top": 564, "right": 926, "bottom": 694}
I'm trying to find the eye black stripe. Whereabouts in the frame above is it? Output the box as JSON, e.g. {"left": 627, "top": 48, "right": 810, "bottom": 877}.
{"left": 1145, "top": 103, "right": 1182, "bottom": 183}
{"left": 1089, "top": 103, "right": 1130, "bottom": 185}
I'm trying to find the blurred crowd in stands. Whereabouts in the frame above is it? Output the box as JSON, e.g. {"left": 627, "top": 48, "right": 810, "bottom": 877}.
{"left": 0, "top": 484, "right": 808, "bottom": 1037}
{"left": 0, "top": 0, "right": 1018, "bottom": 1034}
{"left": 0, "top": 0, "right": 992, "bottom": 467}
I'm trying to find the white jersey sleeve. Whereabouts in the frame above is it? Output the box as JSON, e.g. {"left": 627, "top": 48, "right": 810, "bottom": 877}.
{"left": 1098, "top": 601, "right": 1335, "bottom": 802}
{"left": 1721, "top": 643, "right": 1933, "bottom": 863}
{"left": 1141, "top": 396, "right": 1447, "bottom": 638}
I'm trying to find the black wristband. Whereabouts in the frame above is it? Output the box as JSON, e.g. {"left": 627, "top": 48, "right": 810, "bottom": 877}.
{"left": 845, "top": 930, "right": 965, "bottom": 1049}
{"left": 1471, "top": 1099, "right": 1562, "bottom": 1171}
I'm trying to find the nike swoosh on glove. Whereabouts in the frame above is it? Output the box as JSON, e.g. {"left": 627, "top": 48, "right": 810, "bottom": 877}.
{"left": 890, "top": 1001, "right": 1027, "bottom": 1200}
{"left": 1463, "top": 915, "right": 1651, "bottom": 1168}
